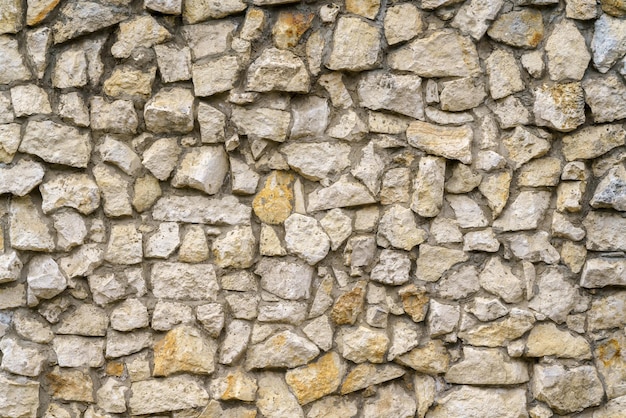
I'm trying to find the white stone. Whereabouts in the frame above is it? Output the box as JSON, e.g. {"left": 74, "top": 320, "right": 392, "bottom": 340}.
{"left": 231, "top": 106, "right": 291, "bottom": 142}
{"left": 52, "top": 210, "right": 87, "bottom": 251}
{"left": 90, "top": 97, "right": 138, "bottom": 135}
{"left": 479, "top": 257, "right": 524, "bottom": 303}
{"left": 10, "top": 85, "right": 51, "bottom": 117}
{"left": 144, "top": 88, "right": 195, "bottom": 134}
{"left": 110, "top": 299, "right": 149, "bottom": 332}
{"left": 327, "top": 17, "right": 380, "bottom": 71}
{"left": 105, "top": 223, "right": 143, "bottom": 265}
{"left": 0, "top": 35, "right": 30, "bottom": 84}
{"left": 256, "top": 372, "right": 304, "bottom": 418}
{"left": 282, "top": 142, "right": 351, "bottom": 182}
{"left": 151, "top": 262, "right": 219, "bottom": 301}
{"left": 451, "top": 0, "right": 504, "bottom": 40}
{"left": 533, "top": 82, "right": 586, "bottom": 132}
{"left": 428, "top": 299, "right": 460, "bottom": 337}
{"left": 97, "top": 378, "right": 127, "bottom": 414}
{"left": 592, "top": 14, "right": 626, "bottom": 73}
{"left": 154, "top": 43, "right": 191, "bottom": 83}
{"left": 247, "top": 48, "right": 310, "bottom": 93}
{"left": 485, "top": 49, "right": 525, "bottom": 100}
{"left": 545, "top": 19, "right": 590, "bottom": 81}
{"left": 192, "top": 56, "right": 240, "bottom": 97}
{"left": 53, "top": 335, "right": 104, "bottom": 368}
{"left": 411, "top": 156, "right": 446, "bottom": 217}
{"left": 246, "top": 330, "right": 319, "bottom": 369}
{"left": 447, "top": 195, "right": 488, "bottom": 228}
{"left": 529, "top": 267, "right": 578, "bottom": 323}
{"left": 20, "top": 120, "right": 91, "bottom": 168}
{"left": 371, "top": 249, "right": 411, "bottom": 286}
{"left": 285, "top": 214, "right": 330, "bottom": 265}
{"left": 9, "top": 196, "right": 55, "bottom": 252}
{"left": 152, "top": 195, "right": 251, "bottom": 225}
{"left": 446, "top": 347, "right": 528, "bottom": 384}
{"left": 384, "top": 3, "right": 423, "bottom": 45}
{"left": 377, "top": 205, "right": 426, "bottom": 251}
{"left": 407, "top": 121, "right": 473, "bottom": 164}
{"left": 358, "top": 71, "right": 424, "bottom": 119}
{"left": 307, "top": 176, "right": 376, "bottom": 212}
{"left": 428, "top": 386, "right": 528, "bottom": 418}
{"left": 493, "top": 191, "right": 551, "bottom": 232}
{"left": 57, "top": 92, "right": 89, "bottom": 127}
{"left": 172, "top": 146, "right": 229, "bottom": 195}
{"left": 0, "top": 337, "right": 46, "bottom": 377}
{"left": 40, "top": 173, "right": 100, "bottom": 215}
{"left": 129, "top": 377, "right": 209, "bottom": 415}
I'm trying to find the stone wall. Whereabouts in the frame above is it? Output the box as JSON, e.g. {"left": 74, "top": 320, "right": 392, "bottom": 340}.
{"left": 0, "top": 0, "right": 626, "bottom": 416}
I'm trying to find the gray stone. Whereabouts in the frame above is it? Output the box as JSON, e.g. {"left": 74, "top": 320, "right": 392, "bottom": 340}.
{"left": 371, "top": 249, "right": 411, "bottom": 286}
{"left": 154, "top": 44, "right": 191, "bottom": 83}
{"left": 56, "top": 304, "right": 108, "bottom": 337}
{"left": 0, "top": 123, "right": 20, "bottom": 163}
{"left": 0, "top": 0, "right": 22, "bottom": 34}
{"left": 57, "top": 92, "right": 90, "bottom": 127}
{"left": 307, "top": 176, "right": 376, "bottom": 212}
{"left": 111, "top": 15, "right": 169, "bottom": 59}
{"left": 584, "top": 211, "right": 626, "bottom": 251}
{"left": 53, "top": 335, "right": 104, "bottom": 368}
{"left": 327, "top": 17, "right": 380, "bottom": 71}
{"left": 384, "top": 3, "right": 424, "bottom": 45}
{"left": 152, "top": 195, "right": 251, "bottom": 225}
{"left": 493, "top": 191, "right": 551, "bottom": 232}
{"left": 285, "top": 214, "right": 330, "bottom": 265}
{"left": 247, "top": 48, "right": 310, "bottom": 93}
{"left": 439, "top": 78, "right": 487, "bottom": 112}
{"left": 479, "top": 257, "right": 524, "bottom": 303}
{"left": 529, "top": 267, "right": 578, "bottom": 323}
{"left": 40, "top": 173, "right": 100, "bottom": 215}
{"left": 445, "top": 347, "right": 528, "bottom": 384}
{"left": 90, "top": 97, "right": 138, "bottom": 134}
{"left": 583, "top": 73, "right": 626, "bottom": 123}
{"left": 485, "top": 49, "right": 525, "bottom": 100}
{"left": 93, "top": 164, "right": 132, "bottom": 217}
{"left": 377, "top": 205, "right": 427, "bottom": 251}
{"left": 487, "top": 8, "right": 544, "bottom": 48}
{"left": 428, "top": 299, "right": 460, "bottom": 337}
{"left": 20, "top": 120, "right": 91, "bottom": 168}
{"left": 0, "top": 375, "right": 39, "bottom": 418}
{"left": 592, "top": 14, "right": 626, "bottom": 73}
{"left": 172, "top": 146, "right": 228, "bottom": 195}
{"left": 256, "top": 372, "right": 304, "bottom": 418}
{"left": 0, "top": 337, "right": 46, "bottom": 377}
{"left": 0, "top": 36, "right": 31, "bottom": 84}
{"left": 52, "top": 1, "right": 130, "bottom": 44}
{"left": 581, "top": 257, "right": 626, "bottom": 288}
{"left": 151, "top": 262, "right": 219, "bottom": 301}
{"left": 184, "top": 0, "right": 246, "bottom": 22}
{"left": 451, "top": 0, "right": 504, "bottom": 40}
{"left": 144, "top": 88, "right": 195, "bottom": 134}
{"left": 0, "top": 160, "right": 44, "bottom": 196}
{"left": 290, "top": 96, "right": 330, "bottom": 140}
{"left": 246, "top": 330, "right": 319, "bottom": 369}
{"left": 545, "top": 19, "right": 590, "bottom": 81}
{"left": 363, "top": 383, "right": 416, "bottom": 418}
{"left": 338, "top": 326, "right": 389, "bottom": 363}
{"left": 9, "top": 196, "right": 55, "bottom": 252}
{"left": 407, "top": 121, "right": 472, "bottom": 164}
{"left": 447, "top": 195, "right": 488, "bottom": 228}
{"left": 357, "top": 71, "right": 424, "bottom": 119}
{"left": 416, "top": 244, "right": 469, "bottom": 283}
{"left": 192, "top": 56, "right": 240, "bottom": 97}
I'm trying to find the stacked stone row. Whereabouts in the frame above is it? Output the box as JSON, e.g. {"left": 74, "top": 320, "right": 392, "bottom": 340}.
{"left": 0, "top": 0, "right": 626, "bottom": 416}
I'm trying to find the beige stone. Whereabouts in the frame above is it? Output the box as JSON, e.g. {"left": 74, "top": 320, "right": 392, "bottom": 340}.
{"left": 286, "top": 352, "right": 346, "bottom": 405}
{"left": 153, "top": 325, "right": 216, "bottom": 376}
{"left": 407, "top": 121, "right": 473, "bottom": 164}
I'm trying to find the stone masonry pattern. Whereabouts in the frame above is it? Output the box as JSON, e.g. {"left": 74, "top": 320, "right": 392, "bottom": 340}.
{"left": 0, "top": 0, "right": 626, "bottom": 416}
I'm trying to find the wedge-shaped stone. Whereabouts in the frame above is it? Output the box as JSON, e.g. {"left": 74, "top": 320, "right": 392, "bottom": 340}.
{"left": 395, "top": 340, "right": 449, "bottom": 374}
{"left": 584, "top": 211, "right": 626, "bottom": 251}
{"left": 154, "top": 325, "right": 217, "bottom": 376}
{"left": 151, "top": 262, "right": 219, "bottom": 301}
{"left": 247, "top": 48, "right": 310, "bottom": 93}
{"left": 339, "top": 326, "right": 389, "bottom": 364}
{"left": 533, "top": 82, "right": 585, "bottom": 132}
{"left": 152, "top": 195, "right": 251, "bottom": 225}
{"left": 129, "top": 376, "right": 209, "bottom": 415}
{"left": 407, "top": 121, "right": 473, "bottom": 164}
{"left": 0, "top": 36, "right": 31, "bottom": 84}
{"left": 532, "top": 363, "right": 604, "bottom": 414}
{"left": 327, "top": 16, "right": 380, "bottom": 71}
{"left": 231, "top": 106, "right": 291, "bottom": 142}
{"left": 357, "top": 71, "right": 424, "bottom": 119}
{"left": 255, "top": 257, "right": 313, "bottom": 300}
{"left": 172, "top": 146, "right": 228, "bottom": 195}
{"left": 111, "top": 15, "right": 170, "bottom": 59}
{"left": 286, "top": 352, "right": 346, "bottom": 405}
{"left": 377, "top": 205, "right": 426, "bottom": 250}
{"left": 256, "top": 372, "right": 304, "bottom": 418}
{"left": 428, "top": 386, "right": 527, "bottom": 418}
{"left": 40, "top": 173, "right": 100, "bottom": 215}
{"left": 371, "top": 249, "right": 411, "bottom": 286}
{"left": 340, "top": 363, "right": 405, "bottom": 394}
{"left": 388, "top": 30, "right": 480, "bottom": 77}
{"left": 363, "top": 383, "right": 416, "bottom": 418}
{"left": 446, "top": 347, "right": 528, "bottom": 384}
{"left": 459, "top": 308, "right": 536, "bottom": 347}
{"left": 451, "top": 0, "right": 504, "bottom": 40}
{"left": 246, "top": 330, "right": 319, "bottom": 370}
{"left": 52, "top": 1, "right": 131, "bottom": 44}
{"left": 479, "top": 257, "right": 524, "bottom": 303}
{"left": 526, "top": 322, "right": 592, "bottom": 359}
{"left": 415, "top": 244, "right": 468, "bottom": 282}
{"left": 591, "top": 165, "right": 626, "bottom": 210}
{"left": 20, "top": 120, "right": 91, "bottom": 168}
{"left": 0, "top": 160, "right": 44, "bottom": 196}
{"left": 307, "top": 176, "right": 376, "bottom": 212}
{"left": 493, "top": 190, "right": 551, "bottom": 232}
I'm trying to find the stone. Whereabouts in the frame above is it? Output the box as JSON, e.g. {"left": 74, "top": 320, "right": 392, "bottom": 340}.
{"left": 98, "top": 137, "right": 142, "bottom": 176}
{"left": 88, "top": 268, "right": 145, "bottom": 306}
{"left": 219, "top": 319, "right": 251, "bottom": 364}
{"left": 104, "top": 66, "right": 156, "bottom": 101}
{"left": 0, "top": 337, "right": 46, "bottom": 377}
{"left": 111, "top": 15, "right": 169, "bottom": 59}
{"left": 587, "top": 292, "right": 626, "bottom": 331}
{"left": 485, "top": 49, "right": 525, "bottom": 100}
{"left": 534, "top": 82, "right": 586, "bottom": 132}
{"left": 327, "top": 109, "right": 368, "bottom": 141}
{"left": 380, "top": 168, "right": 410, "bottom": 204}
{"left": 58, "top": 244, "right": 104, "bottom": 279}
{"left": 583, "top": 73, "right": 626, "bottom": 123}
{"left": 106, "top": 329, "right": 154, "bottom": 358}
{"left": 488, "top": 8, "right": 544, "bottom": 48}
{"left": 493, "top": 190, "right": 551, "bottom": 232}
{"left": 0, "top": 160, "right": 43, "bottom": 197}
{"left": 327, "top": 17, "right": 380, "bottom": 71}
{"left": 10, "top": 85, "right": 51, "bottom": 117}
{"left": 307, "top": 176, "right": 376, "bottom": 212}
{"left": 563, "top": 124, "right": 625, "bottom": 161}
{"left": 320, "top": 209, "right": 352, "bottom": 251}
{"left": 53, "top": 335, "right": 104, "bottom": 368}
{"left": 96, "top": 378, "right": 127, "bottom": 413}
{"left": 591, "top": 165, "right": 626, "bottom": 210}
{"left": 331, "top": 282, "right": 365, "bottom": 326}
{"left": 395, "top": 340, "right": 450, "bottom": 374}
{"left": 594, "top": 332, "right": 626, "bottom": 400}
{"left": 246, "top": 330, "right": 319, "bottom": 369}
{"left": 154, "top": 44, "right": 191, "bottom": 83}
{"left": 52, "top": 1, "right": 130, "bottom": 44}
{"left": 526, "top": 322, "right": 591, "bottom": 359}
{"left": 129, "top": 376, "right": 209, "bottom": 415}
{"left": 566, "top": 0, "right": 597, "bottom": 19}
{"left": 192, "top": 56, "right": 240, "bottom": 97}
{"left": 0, "top": 123, "right": 20, "bottom": 163}
{"left": 172, "top": 146, "right": 229, "bottom": 195}
{"left": 284, "top": 214, "right": 330, "bottom": 265}
{"left": 439, "top": 78, "right": 487, "bottom": 112}
{"left": 339, "top": 326, "right": 389, "bottom": 363}
{"left": 246, "top": 48, "right": 310, "bottom": 93}
{"left": 446, "top": 163, "right": 482, "bottom": 195}
{"left": 110, "top": 299, "right": 149, "bottom": 332}
{"left": 13, "top": 310, "right": 52, "bottom": 344}
{"left": 152, "top": 300, "right": 194, "bottom": 331}
{"left": 464, "top": 228, "right": 500, "bottom": 252}
{"left": 258, "top": 300, "right": 307, "bottom": 324}
{"left": 430, "top": 217, "right": 463, "bottom": 244}
{"left": 240, "top": 8, "right": 266, "bottom": 41}
{"left": 255, "top": 257, "right": 314, "bottom": 300}
{"left": 45, "top": 366, "right": 93, "bottom": 402}
{"left": 290, "top": 96, "right": 330, "bottom": 140}
{"left": 153, "top": 195, "right": 251, "bottom": 225}
{"left": 285, "top": 352, "right": 345, "bottom": 405}
{"left": 252, "top": 171, "right": 294, "bottom": 224}
{"left": 389, "top": 30, "right": 480, "bottom": 77}
{"left": 529, "top": 267, "right": 578, "bottom": 323}
{"left": 362, "top": 383, "right": 416, "bottom": 418}
{"left": 0, "top": 283, "right": 26, "bottom": 309}
{"left": 357, "top": 71, "right": 424, "bottom": 119}
{"left": 446, "top": 347, "right": 529, "bottom": 384}
{"left": 20, "top": 120, "right": 91, "bottom": 168}
{"left": 517, "top": 157, "right": 561, "bottom": 187}
{"left": 384, "top": 3, "right": 423, "bottom": 45}
{"left": 184, "top": 0, "right": 245, "bottom": 22}
{"left": 272, "top": 11, "right": 313, "bottom": 48}
{"left": 490, "top": 96, "right": 532, "bottom": 129}
{"left": 256, "top": 373, "right": 304, "bottom": 418}
{"left": 319, "top": 73, "right": 353, "bottom": 109}
{"left": 25, "top": 27, "right": 50, "bottom": 80}
{"left": 415, "top": 244, "right": 469, "bottom": 282}
{"left": 282, "top": 142, "right": 351, "bottom": 181}
{"left": 581, "top": 257, "right": 626, "bottom": 288}
{"left": 521, "top": 50, "right": 545, "bottom": 78}
{"left": 592, "top": 14, "right": 626, "bottom": 73}
{"left": 145, "top": 0, "right": 181, "bottom": 14}
{"left": 9, "top": 196, "right": 55, "bottom": 252}
{"left": 340, "top": 363, "right": 405, "bottom": 394}
{"left": 0, "top": 36, "right": 30, "bottom": 84}
{"left": 467, "top": 297, "right": 508, "bottom": 322}
{"left": 196, "top": 303, "right": 224, "bottom": 337}
{"left": 151, "top": 262, "right": 219, "bottom": 301}
{"left": 0, "top": 0, "right": 22, "bottom": 34}
{"left": 153, "top": 325, "right": 216, "bottom": 376}
{"left": 142, "top": 137, "right": 181, "bottom": 181}
{"left": 144, "top": 88, "right": 195, "bottom": 134}
{"left": 584, "top": 211, "right": 626, "bottom": 251}
{"left": 40, "top": 173, "right": 100, "bottom": 215}
{"left": 428, "top": 386, "right": 528, "bottom": 418}
{"left": 0, "top": 375, "right": 39, "bottom": 418}
{"left": 451, "top": 0, "right": 504, "bottom": 40}
{"left": 407, "top": 121, "right": 473, "bottom": 164}
{"left": 506, "top": 231, "right": 560, "bottom": 264}
{"left": 231, "top": 106, "right": 291, "bottom": 142}
{"left": 105, "top": 223, "right": 142, "bottom": 265}
{"left": 307, "top": 396, "right": 357, "bottom": 418}
{"left": 56, "top": 304, "right": 108, "bottom": 336}
{"left": 90, "top": 97, "right": 138, "bottom": 134}
{"left": 459, "top": 308, "right": 536, "bottom": 347}
{"left": 545, "top": 19, "right": 590, "bottom": 81}
{"left": 209, "top": 369, "right": 257, "bottom": 401}
{"left": 428, "top": 299, "right": 460, "bottom": 337}
{"left": 377, "top": 205, "right": 427, "bottom": 251}
{"left": 532, "top": 363, "right": 604, "bottom": 414}
{"left": 197, "top": 103, "right": 226, "bottom": 144}
{"left": 370, "top": 249, "right": 411, "bottom": 286}
{"left": 448, "top": 195, "right": 488, "bottom": 228}
{"left": 212, "top": 226, "right": 256, "bottom": 268}
{"left": 132, "top": 175, "right": 161, "bottom": 212}
{"left": 52, "top": 46, "right": 87, "bottom": 88}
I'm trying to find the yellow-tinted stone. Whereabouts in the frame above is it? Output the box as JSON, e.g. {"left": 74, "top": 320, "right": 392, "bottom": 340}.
{"left": 399, "top": 284, "right": 429, "bottom": 323}
{"left": 395, "top": 341, "right": 450, "bottom": 374}
{"left": 285, "top": 352, "right": 346, "bottom": 405}
{"left": 252, "top": 171, "right": 294, "bottom": 224}
{"left": 346, "top": 0, "right": 380, "bottom": 19}
{"left": 46, "top": 366, "right": 94, "bottom": 402}
{"left": 272, "top": 12, "right": 314, "bottom": 49}
{"left": 331, "top": 282, "right": 365, "bottom": 325}
{"left": 106, "top": 361, "right": 125, "bottom": 377}
{"left": 153, "top": 325, "right": 217, "bottom": 376}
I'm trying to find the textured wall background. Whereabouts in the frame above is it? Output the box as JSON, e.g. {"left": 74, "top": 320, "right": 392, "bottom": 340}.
{"left": 1, "top": 0, "right": 626, "bottom": 416}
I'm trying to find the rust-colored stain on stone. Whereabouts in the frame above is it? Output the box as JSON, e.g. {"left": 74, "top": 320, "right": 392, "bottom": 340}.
{"left": 27, "top": 0, "right": 61, "bottom": 26}
{"left": 399, "top": 284, "right": 429, "bottom": 322}
{"left": 285, "top": 352, "right": 345, "bottom": 405}
{"left": 596, "top": 338, "right": 621, "bottom": 367}
{"left": 272, "top": 12, "right": 314, "bottom": 49}
{"left": 331, "top": 282, "right": 365, "bottom": 325}
{"left": 252, "top": 171, "right": 294, "bottom": 224}
{"left": 105, "top": 361, "right": 125, "bottom": 376}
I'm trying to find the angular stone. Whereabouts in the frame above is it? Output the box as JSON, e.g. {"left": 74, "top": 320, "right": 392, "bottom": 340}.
{"left": 0, "top": 375, "right": 39, "bottom": 418}
{"left": 40, "top": 173, "right": 100, "bottom": 215}
{"left": 0, "top": 160, "right": 43, "bottom": 197}
{"left": 106, "top": 329, "right": 153, "bottom": 358}
{"left": 371, "top": 249, "right": 411, "bottom": 286}
{"left": 493, "top": 190, "right": 551, "bottom": 232}
{"left": 247, "top": 48, "right": 310, "bottom": 93}
{"left": 195, "top": 303, "right": 224, "bottom": 337}
{"left": 256, "top": 257, "right": 313, "bottom": 301}
{"left": 103, "top": 66, "right": 156, "bottom": 101}
{"left": 285, "top": 214, "right": 330, "bottom": 265}
{"left": 9, "top": 196, "right": 55, "bottom": 252}
{"left": 154, "top": 44, "right": 191, "bottom": 83}
{"left": 327, "top": 17, "right": 380, "bottom": 71}
{"left": 198, "top": 103, "right": 226, "bottom": 144}
{"left": 231, "top": 106, "right": 291, "bottom": 142}
{"left": 377, "top": 205, "right": 426, "bottom": 251}
{"left": 212, "top": 226, "right": 256, "bottom": 268}
{"left": 415, "top": 244, "right": 469, "bottom": 282}
{"left": 485, "top": 49, "right": 524, "bottom": 100}
{"left": 563, "top": 124, "right": 626, "bottom": 161}
{"left": 340, "top": 363, "right": 405, "bottom": 394}
{"left": 271, "top": 11, "right": 313, "bottom": 49}
{"left": 110, "top": 299, "right": 149, "bottom": 332}
{"left": 581, "top": 257, "right": 626, "bottom": 288}
{"left": 592, "top": 14, "right": 626, "bottom": 73}
{"left": 10, "top": 85, "right": 51, "bottom": 117}
{"left": 339, "top": 326, "right": 389, "bottom": 363}
{"left": 246, "top": 330, "right": 319, "bottom": 369}
{"left": 506, "top": 231, "right": 560, "bottom": 264}
{"left": 45, "top": 366, "right": 93, "bottom": 402}
{"left": 53, "top": 335, "right": 104, "bottom": 368}
{"left": 307, "top": 176, "right": 376, "bottom": 212}
{"left": 588, "top": 292, "right": 626, "bottom": 331}
{"left": 90, "top": 97, "right": 138, "bottom": 134}
{"left": 594, "top": 332, "right": 626, "bottom": 399}
{"left": 451, "top": 0, "right": 503, "bottom": 40}
{"left": 407, "top": 121, "right": 473, "bottom": 164}
{"left": 58, "top": 244, "right": 103, "bottom": 279}
{"left": 151, "top": 262, "right": 219, "bottom": 301}
{"left": 129, "top": 376, "right": 209, "bottom": 415}
{"left": 0, "top": 123, "right": 20, "bottom": 163}
{"left": 154, "top": 325, "right": 216, "bottom": 376}
{"left": 142, "top": 137, "right": 181, "bottom": 181}
{"left": 546, "top": 19, "right": 590, "bottom": 81}
{"left": 98, "top": 137, "right": 141, "bottom": 177}
{"left": 488, "top": 9, "right": 544, "bottom": 48}
{"left": 439, "top": 77, "right": 487, "bottom": 112}
{"left": 0, "top": 0, "right": 22, "bottom": 34}
{"left": 282, "top": 142, "right": 351, "bottom": 181}
{"left": 111, "top": 15, "right": 169, "bottom": 59}
{"left": 256, "top": 372, "right": 303, "bottom": 418}
{"left": 529, "top": 267, "right": 578, "bottom": 323}
{"left": 459, "top": 308, "right": 536, "bottom": 347}
{"left": 517, "top": 157, "right": 561, "bottom": 187}
{"left": 584, "top": 211, "right": 626, "bottom": 251}
{"left": 320, "top": 209, "right": 352, "bottom": 251}
{"left": 384, "top": 3, "right": 423, "bottom": 44}
{"left": 25, "top": 28, "right": 50, "bottom": 80}
{"left": 446, "top": 347, "right": 528, "bottom": 384}
{"left": 0, "top": 251, "right": 22, "bottom": 284}
{"left": 57, "top": 304, "right": 108, "bottom": 337}
{"left": 144, "top": 88, "right": 194, "bottom": 134}
{"left": 172, "top": 146, "right": 228, "bottom": 195}
{"left": 533, "top": 82, "right": 586, "bottom": 132}
{"left": 583, "top": 73, "right": 626, "bottom": 123}
{"left": 591, "top": 165, "right": 626, "bottom": 210}
{"left": 105, "top": 223, "right": 142, "bottom": 265}
{"left": 192, "top": 56, "right": 240, "bottom": 97}
{"left": 0, "top": 337, "right": 46, "bottom": 377}
{"left": 152, "top": 195, "right": 251, "bottom": 225}
{"left": 145, "top": 0, "right": 181, "bottom": 14}
{"left": 428, "top": 299, "right": 460, "bottom": 337}
{"left": 532, "top": 363, "right": 604, "bottom": 414}
{"left": 285, "top": 352, "right": 345, "bottom": 405}
{"left": 252, "top": 171, "right": 294, "bottom": 224}
{"left": 209, "top": 368, "right": 257, "bottom": 401}
{"left": 526, "top": 322, "right": 591, "bottom": 359}
{"left": 357, "top": 71, "right": 424, "bottom": 119}
{"left": 52, "top": 1, "right": 130, "bottom": 44}
{"left": 448, "top": 195, "right": 488, "bottom": 228}
{"left": 389, "top": 30, "right": 479, "bottom": 77}
{"left": 428, "top": 386, "right": 527, "bottom": 418}
{"left": 307, "top": 396, "right": 357, "bottom": 418}
{"left": 395, "top": 340, "right": 450, "bottom": 374}
{"left": 363, "top": 383, "right": 416, "bottom": 418}
{"left": 20, "top": 120, "right": 91, "bottom": 168}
